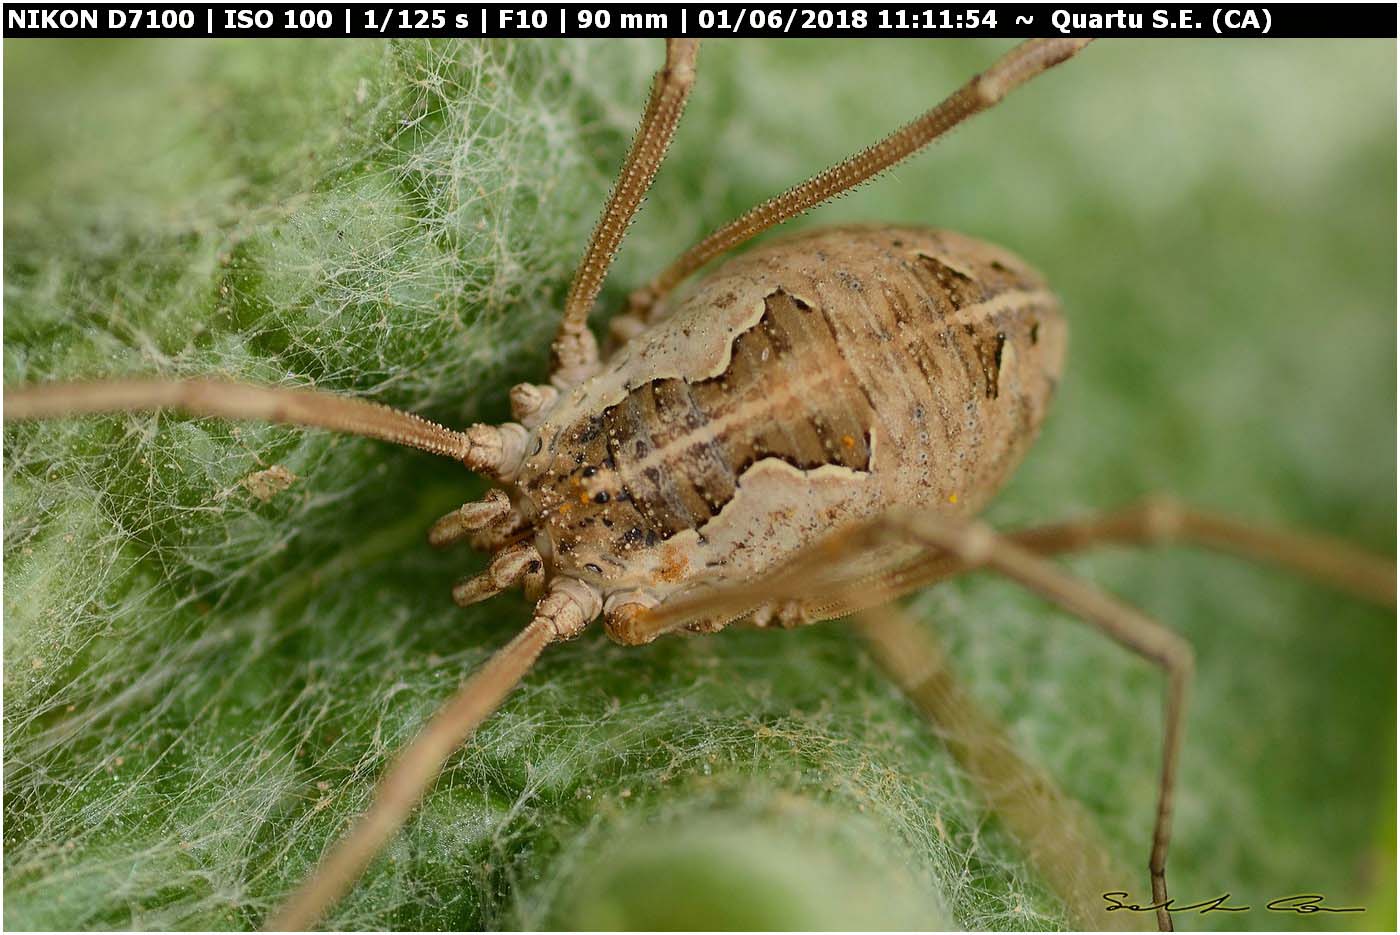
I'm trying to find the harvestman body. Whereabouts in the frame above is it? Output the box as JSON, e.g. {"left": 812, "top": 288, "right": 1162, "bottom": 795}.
{"left": 6, "top": 39, "right": 1394, "bottom": 932}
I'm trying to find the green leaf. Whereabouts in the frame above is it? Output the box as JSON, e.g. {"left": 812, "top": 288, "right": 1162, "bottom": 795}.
{"left": 5, "top": 39, "right": 1394, "bottom": 930}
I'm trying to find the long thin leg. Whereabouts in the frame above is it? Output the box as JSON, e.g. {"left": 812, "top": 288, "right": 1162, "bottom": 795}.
{"left": 627, "top": 38, "right": 1091, "bottom": 318}
{"left": 3, "top": 378, "right": 525, "bottom": 477}
{"left": 903, "top": 516, "right": 1192, "bottom": 933}
{"left": 551, "top": 39, "right": 700, "bottom": 387}
{"left": 637, "top": 512, "right": 1191, "bottom": 932}
{"left": 1009, "top": 495, "right": 1396, "bottom": 608}
{"left": 637, "top": 496, "right": 1396, "bottom": 637}
{"left": 266, "top": 578, "right": 600, "bottom": 931}
{"left": 609, "top": 498, "right": 1391, "bottom": 928}
{"left": 856, "top": 602, "right": 1143, "bottom": 931}
{"left": 868, "top": 495, "right": 1396, "bottom": 619}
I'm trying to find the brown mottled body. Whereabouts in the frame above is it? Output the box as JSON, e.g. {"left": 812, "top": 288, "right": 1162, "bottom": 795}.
{"left": 516, "top": 225, "right": 1064, "bottom": 632}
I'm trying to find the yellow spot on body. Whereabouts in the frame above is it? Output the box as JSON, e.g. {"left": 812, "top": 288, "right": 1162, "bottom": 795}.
{"left": 579, "top": 491, "right": 591, "bottom": 504}
{"left": 841, "top": 434, "right": 855, "bottom": 448}
{"left": 948, "top": 492, "right": 959, "bottom": 504}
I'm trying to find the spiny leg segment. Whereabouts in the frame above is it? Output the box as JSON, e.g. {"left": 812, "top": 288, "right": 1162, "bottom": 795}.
{"left": 2, "top": 378, "right": 523, "bottom": 477}
{"left": 550, "top": 38, "right": 701, "bottom": 386}
{"left": 620, "top": 38, "right": 1093, "bottom": 326}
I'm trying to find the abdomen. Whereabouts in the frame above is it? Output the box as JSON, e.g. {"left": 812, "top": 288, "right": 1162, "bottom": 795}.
{"left": 518, "top": 225, "right": 1066, "bottom": 593}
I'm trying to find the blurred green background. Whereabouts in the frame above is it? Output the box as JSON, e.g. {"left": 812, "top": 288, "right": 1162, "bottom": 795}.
{"left": 3, "top": 39, "right": 1394, "bottom": 930}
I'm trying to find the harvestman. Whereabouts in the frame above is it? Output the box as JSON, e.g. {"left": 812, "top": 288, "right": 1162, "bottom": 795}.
{"left": 6, "top": 39, "right": 1394, "bottom": 932}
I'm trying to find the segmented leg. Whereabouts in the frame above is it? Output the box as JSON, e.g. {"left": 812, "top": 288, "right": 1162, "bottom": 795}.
{"left": 2, "top": 378, "right": 526, "bottom": 477}
{"left": 856, "top": 601, "right": 1141, "bottom": 932}
{"left": 628, "top": 499, "right": 1397, "bottom": 932}
{"left": 861, "top": 496, "right": 1396, "bottom": 620}
{"left": 901, "top": 516, "right": 1194, "bottom": 933}
{"left": 1007, "top": 495, "right": 1396, "bottom": 608}
{"left": 266, "top": 578, "right": 601, "bottom": 931}
{"left": 628, "top": 38, "right": 1092, "bottom": 319}
{"left": 632, "top": 499, "right": 1391, "bottom": 927}
{"left": 641, "top": 497, "right": 1396, "bottom": 635}
{"left": 551, "top": 38, "right": 700, "bottom": 387}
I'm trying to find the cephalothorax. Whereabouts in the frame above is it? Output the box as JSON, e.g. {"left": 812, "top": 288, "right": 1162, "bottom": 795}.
{"left": 6, "top": 38, "right": 1393, "bottom": 932}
